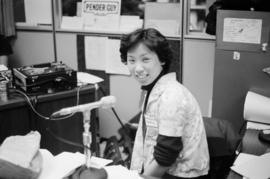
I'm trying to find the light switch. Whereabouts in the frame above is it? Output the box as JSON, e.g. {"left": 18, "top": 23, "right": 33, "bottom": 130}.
{"left": 233, "top": 51, "right": 240, "bottom": 60}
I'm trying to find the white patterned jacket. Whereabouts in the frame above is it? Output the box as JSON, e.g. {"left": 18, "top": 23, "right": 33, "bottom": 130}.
{"left": 130, "top": 73, "right": 209, "bottom": 178}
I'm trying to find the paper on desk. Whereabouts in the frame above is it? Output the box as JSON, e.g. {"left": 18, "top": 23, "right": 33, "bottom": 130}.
{"left": 246, "top": 121, "right": 270, "bottom": 130}
{"left": 38, "top": 150, "right": 85, "bottom": 179}
{"left": 38, "top": 149, "right": 112, "bottom": 179}
{"left": 231, "top": 153, "right": 270, "bottom": 179}
{"left": 0, "top": 65, "right": 8, "bottom": 71}
{"left": 233, "top": 153, "right": 258, "bottom": 166}
{"left": 104, "top": 165, "right": 143, "bottom": 179}
{"left": 77, "top": 71, "right": 104, "bottom": 85}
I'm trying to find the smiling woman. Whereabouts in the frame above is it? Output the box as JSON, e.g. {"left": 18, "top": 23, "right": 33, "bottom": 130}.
{"left": 126, "top": 43, "right": 164, "bottom": 86}
{"left": 119, "top": 28, "right": 210, "bottom": 179}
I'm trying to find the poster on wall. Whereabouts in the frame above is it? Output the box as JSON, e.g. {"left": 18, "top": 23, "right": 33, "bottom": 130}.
{"left": 223, "top": 18, "right": 262, "bottom": 44}
{"left": 84, "top": 36, "right": 130, "bottom": 75}
{"left": 81, "top": 0, "right": 121, "bottom": 31}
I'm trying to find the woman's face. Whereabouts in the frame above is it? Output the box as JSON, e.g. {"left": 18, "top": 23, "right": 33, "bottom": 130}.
{"left": 127, "top": 43, "right": 164, "bottom": 86}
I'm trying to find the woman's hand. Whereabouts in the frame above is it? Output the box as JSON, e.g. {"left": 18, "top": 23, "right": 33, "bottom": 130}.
{"left": 143, "top": 159, "right": 170, "bottom": 177}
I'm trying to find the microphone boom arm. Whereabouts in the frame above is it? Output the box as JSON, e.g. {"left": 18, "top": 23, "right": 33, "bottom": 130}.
{"left": 52, "top": 101, "right": 102, "bottom": 116}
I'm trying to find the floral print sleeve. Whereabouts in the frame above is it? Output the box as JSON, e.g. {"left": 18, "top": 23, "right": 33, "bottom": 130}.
{"left": 157, "top": 84, "right": 187, "bottom": 137}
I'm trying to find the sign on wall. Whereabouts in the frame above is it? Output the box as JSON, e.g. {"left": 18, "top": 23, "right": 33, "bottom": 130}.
{"left": 82, "top": 0, "right": 121, "bottom": 31}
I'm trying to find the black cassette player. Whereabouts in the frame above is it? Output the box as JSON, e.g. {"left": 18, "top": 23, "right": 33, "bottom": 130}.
{"left": 13, "top": 62, "right": 77, "bottom": 94}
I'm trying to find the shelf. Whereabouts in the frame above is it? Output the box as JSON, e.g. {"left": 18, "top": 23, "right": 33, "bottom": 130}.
{"left": 16, "top": 24, "right": 52, "bottom": 32}
{"left": 184, "top": 32, "right": 216, "bottom": 40}
{"left": 15, "top": 25, "right": 181, "bottom": 40}
{"left": 57, "top": 28, "right": 181, "bottom": 40}
{"left": 190, "top": 5, "right": 207, "bottom": 10}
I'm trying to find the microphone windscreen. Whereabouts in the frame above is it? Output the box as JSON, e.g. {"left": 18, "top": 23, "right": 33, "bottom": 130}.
{"left": 100, "top": 96, "right": 116, "bottom": 109}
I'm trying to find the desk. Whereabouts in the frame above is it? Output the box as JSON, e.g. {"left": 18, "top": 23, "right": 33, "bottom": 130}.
{"left": 0, "top": 85, "right": 98, "bottom": 155}
{"left": 227, "top": 129, "right": 270, "bottom": 179}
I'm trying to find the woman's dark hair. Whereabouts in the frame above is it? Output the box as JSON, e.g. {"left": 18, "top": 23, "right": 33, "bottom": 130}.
{"left": 120, "top": 28, "right": 173, "bottom": 73}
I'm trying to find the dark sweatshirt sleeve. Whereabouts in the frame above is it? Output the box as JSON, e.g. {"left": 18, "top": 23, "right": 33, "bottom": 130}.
{"left": 153, "top": 134, "right": 183, "bottom": 167}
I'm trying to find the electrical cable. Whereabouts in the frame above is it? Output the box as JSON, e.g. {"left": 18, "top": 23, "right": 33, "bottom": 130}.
{"left": 98, "top": 86, "right": 133, "bottom": 145}
{"left": 98, "top": 86, "right": 134, "bottom": 165}
{"left": 13, "top": 83, "right": 83, "bottom": 121}
{"left": 47, "top": 84, "right": 131, "bottom": 150}
{"left": 13, "top": 85, "right": 90, "bottom": 150}
{"left": 15, "top": 82, "right": 131, "bottom": 150}
{"left": 46, "top": 122, "right": 90, "bottom": 150}
{"left": 49, "top": 84, "right": 83, "bottom": 121}
{"left": 14, "top": 89, "right": 50, "bottom": 120}
{"left": 45, "top": 85, "right": 93, "bottom": 149}
{"left": 98, "top": 86, "right": 126, "bottom": 129}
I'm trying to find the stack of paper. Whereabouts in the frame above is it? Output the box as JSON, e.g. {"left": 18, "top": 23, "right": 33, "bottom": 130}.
{"left": 231, "top": 153, "right": 270, "bottom": 179}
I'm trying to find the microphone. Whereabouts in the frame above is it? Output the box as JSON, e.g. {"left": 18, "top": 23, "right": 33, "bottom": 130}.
{"left": 52, "top": 96, "right": 116, "bottom": 117}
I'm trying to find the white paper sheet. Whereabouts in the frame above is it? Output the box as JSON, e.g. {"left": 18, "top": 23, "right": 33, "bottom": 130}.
{"left": 246, "top": 122, "right": 270, "bottom": 130}
{"left": 243, "top": 91, "right": 270, "bottom": 124}
{"left": 104, "top": 165, "right": 143, "bottom": 179}
{"left": 105, "top": 39, "right": 130, "bottom": 75}
{"left": 231, "top": 153, "right": 270, "bottom": 179}
{"left": 24, "top": 0, "right": 52, "bottom": 25}
{"left": 233, "top": 153, "right": 258, "bottom": 166}
{"left": 223, "top": 18, "right": 262, "bottom": 44}
{"left": 85, "top": 36, "right": 107, "bottom": 70}
{"left": 85, "top": 37, "right": 130, "bottom": 75}
{"left": 0, "top": 65, "right": 8, "bottom": 71}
